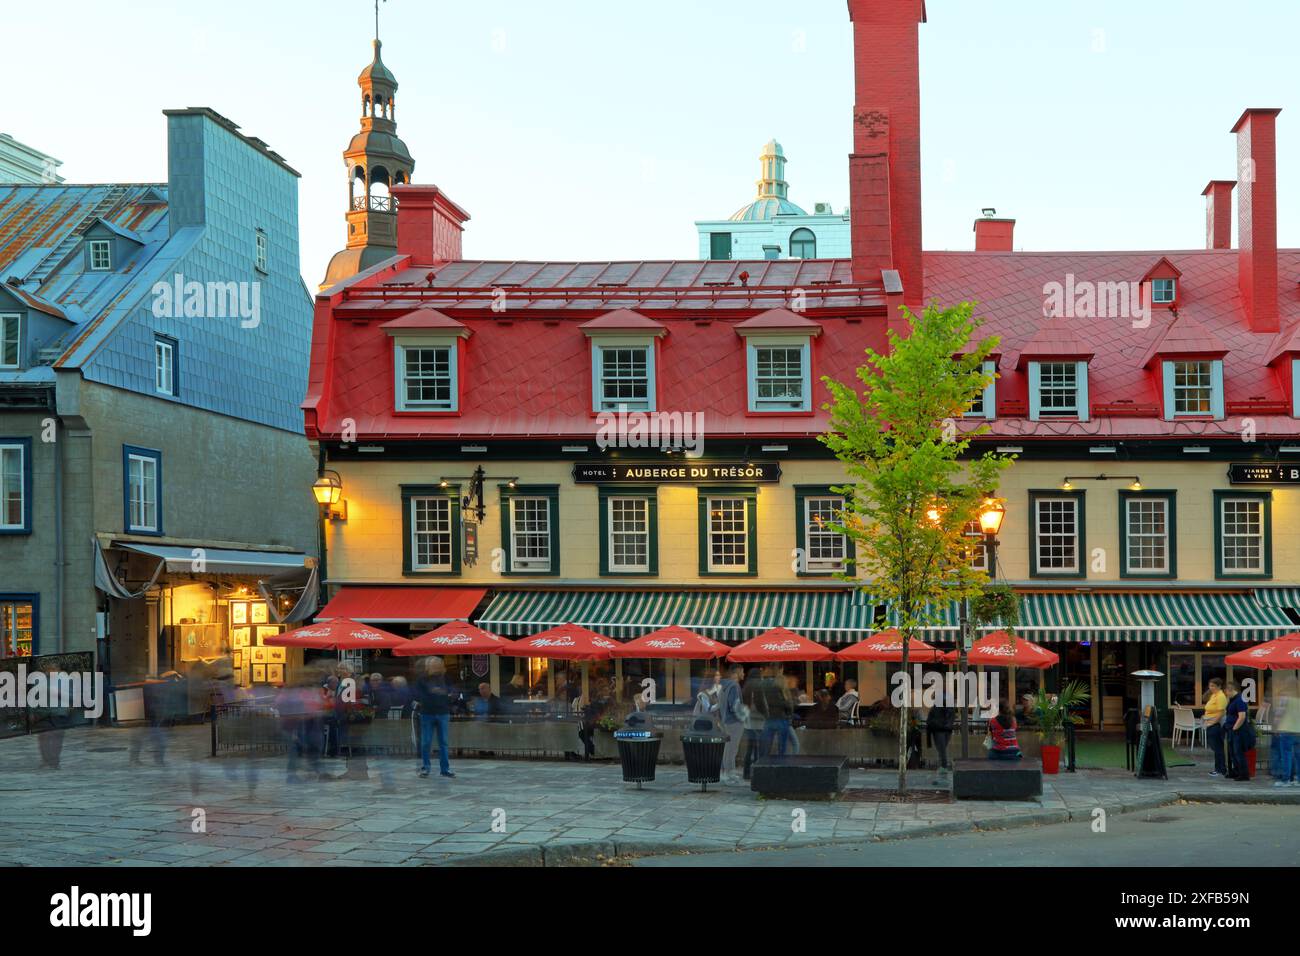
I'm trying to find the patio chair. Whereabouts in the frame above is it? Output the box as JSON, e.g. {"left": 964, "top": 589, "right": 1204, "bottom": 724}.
{"left": 1171, "top": 705, "right": 1204, "bottom": 750}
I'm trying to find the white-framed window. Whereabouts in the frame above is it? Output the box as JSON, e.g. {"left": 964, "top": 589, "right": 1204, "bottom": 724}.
{"left": 88, "top": 239, "right": 112, "bottom": 272}
{"left": 1163, "top": 359, "right": 1223, "bottom": 418}
{"left": 0, "top": 442, "right": 26, "bottom": 531}
{"left": 965, "top": 359, "right": 997, "bottom": 419}
{"left": 1151, "top": 278, "right": 1176, "bottom": 304}
{"left": 1034, "top": 362, "right": 1080, "bottom": 417}
{"left": 126, "top": 450, "right": 160, "bottom": 533}
{"left": 747, "top": 338, "right": 811, "bottom": 412}
{"left": 510, "top": 497, "right": 552, "bottom": 572}
{"left": 607, "top": 497, "right": 650, "bottom": 573}
{"left": 1034, "top": 496, "right": 1080, "bottom": 574}
{"left": 154, "top": 336, "right": 175, "bottom": 396}
{"left": 707, "top": 496, "right": 749, "bottom": 571}
{"left": 0, "top": 314, "right": 18, "bottom": 369}
{"left": 594, "top": 343, "right": 654, "bottom": 412}
{"left": 410, "top": 497, "right": 454, "bottom": 571}
{"left": 1220, "top": 497, "right": 1265, "bottom": 574}
{"left": 803, "top": 496, "right": 846, "bottom": 572}
{"left": 395, "top": 341, "right": 458, "bottom": 412}
{"left": 1124, "top": 496, "right": 1170, "bottom": 575}
{"left": 255, "top": 231, "right": 268, "bottom": 273}
{"left": 963, "top": 520, "right": 989, "bottom": 571}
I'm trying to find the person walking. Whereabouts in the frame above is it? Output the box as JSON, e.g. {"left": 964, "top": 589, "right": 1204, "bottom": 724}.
{"left": 741, "top": 668, "right": 767, "bottom": 780}
{"left": 1274, "top": 684, "right": 1300, "bottom": 788}
{"left": 759, "top": 666, "right": 794, "bottom": 759}
{"left": 717, "top": 665, "right": 747, "bottom": 783}
{"left": 927, "top": 703, "right": 956, "bottom": 775}
{"left": 1203, "top": 678, "right": 1229, "bottom": 777}
{"left": 415, "top": 657, "right": 455, "bottom": 778}
{"left": 1224, "top": 681, "right": 1252, "bottom": 781}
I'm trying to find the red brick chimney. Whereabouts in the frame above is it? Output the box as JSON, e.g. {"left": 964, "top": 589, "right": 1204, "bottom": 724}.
{"left": 393, "top": 184, "right": 471, "bottom": 265}
{"left": 1232, "top": 108, "right": 1281, "bottom": 333}
{"left": 974, "top": 216, "right": 1015, "bottom": 252}
{"left": 1201, "top": 180, "right": 1235, "bottom": 250}
{"left": 847, "top": 0, "right": 926, "bottom": 305}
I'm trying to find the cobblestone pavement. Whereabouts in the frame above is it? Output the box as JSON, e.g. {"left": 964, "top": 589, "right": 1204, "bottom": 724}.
{"left": 1, "top": 726, "right": 1295, "bottom": 867}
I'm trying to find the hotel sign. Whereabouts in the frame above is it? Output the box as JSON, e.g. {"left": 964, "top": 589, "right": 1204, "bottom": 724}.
{"left": 1227, "top": 463, "right": 1300, "bottom": 485}
{"left": 573, "top": 462, "right": 782, "bottom": 484}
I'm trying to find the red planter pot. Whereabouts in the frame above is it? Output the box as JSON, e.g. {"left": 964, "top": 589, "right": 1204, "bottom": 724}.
{"left": 1041, "top": 744, "right": 1061, "bottom": 775}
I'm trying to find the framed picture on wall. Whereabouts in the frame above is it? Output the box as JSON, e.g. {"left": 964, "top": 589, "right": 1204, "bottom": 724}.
{"left": 233, "top": 652, "right": 243, "bottom": 669}
{"left": 237, "top": 666, "right": 249, "bottom": 686}
{"left": 267, "top": 664, "right": 284, "bottom": 685}
{"left": 231, "top": 603, "right": 248, "bottom": 625}
{"left": 268, "top": 647, "right": 286, "bottom": 664}
{"left": 232, "top": 628, "right": 251, "bottom": 649}
{"left": 256, "top": 626, "right": 280, "bottom": 644}
{"left": 250, "top": 603, "right": 269, "bottom": 624}
{"left": 251, "top": 647, "right": 268, "bottom": 665}
{"left": 252, "top": 665, "right": 267, "bottom": 684}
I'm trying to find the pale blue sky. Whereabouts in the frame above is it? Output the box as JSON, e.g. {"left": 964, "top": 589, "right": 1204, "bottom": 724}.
{"left": 7, "top": 0, "right": 1298, "bottom": 285}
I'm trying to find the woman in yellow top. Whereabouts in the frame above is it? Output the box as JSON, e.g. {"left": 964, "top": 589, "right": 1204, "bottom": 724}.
{"left": 1203, "top": 678, "right": 1229, "bottom": 777}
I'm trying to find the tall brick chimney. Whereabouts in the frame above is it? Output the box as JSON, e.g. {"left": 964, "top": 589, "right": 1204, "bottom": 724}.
{"left": 1201, "top": 180, "right": 1235, "bottom": 250}
{"left": 1232, "top": 108, "right": 1281, "bottom": 333}
{"left": 393, "top": 184, "right": 471, "bottom": 265}
{"left": 974, "top": 215, "right": 1015, "bottom": 252}
{"left": 847, "top": 0, "right": 926, "bottom": 306}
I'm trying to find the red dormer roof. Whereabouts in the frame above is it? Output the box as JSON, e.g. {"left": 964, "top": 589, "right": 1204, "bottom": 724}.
{"left": 734, "top": 308, "right": 824, "bottom": 335}
{"left": 379, "top": 308, "right": 469, "bottom": 335}
{"left": 1139, "top": 313, "right": 1229, "bottom": 367}
{"left": 1140, "top": 256, "right": 1183, "bottom": 282}
{"left": 1015, "top": 317, "right": 1096, "bottom": 369}
{"left": 578, "top": 309, "right": 667, "bottom": 335}
{"left": 1265, "top": 322, "right": 1300, "bottom": 365}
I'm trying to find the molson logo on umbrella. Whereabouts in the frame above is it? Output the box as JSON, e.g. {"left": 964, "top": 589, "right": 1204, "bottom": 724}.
{"left": 760, "top": 640, "right": 804, "bottom": 653}
{"left": 529, "top": 636, "right": 578, "bottom": 647}
{"left": 429, "top": 634, "right": 476, "bottom": 646}
{"left": 645, "top": 638, "right": 687, "bottom": 649}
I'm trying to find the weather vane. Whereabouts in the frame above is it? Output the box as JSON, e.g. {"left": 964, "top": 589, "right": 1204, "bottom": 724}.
{"left": 375, "top": 0, "right": 387, "bottom": 42}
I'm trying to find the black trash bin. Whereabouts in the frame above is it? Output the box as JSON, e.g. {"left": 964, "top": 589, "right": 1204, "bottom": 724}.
{"left": 614, "top": 728, "right": 663, "bottom": 789}
{"left": 681, "top": 718, "right": 728, "bottom": 791}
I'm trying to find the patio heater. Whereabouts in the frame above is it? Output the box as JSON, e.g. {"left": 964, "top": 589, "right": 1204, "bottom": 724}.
{"left": 1132, "top": 669, "right": 1167, "bottom": 779}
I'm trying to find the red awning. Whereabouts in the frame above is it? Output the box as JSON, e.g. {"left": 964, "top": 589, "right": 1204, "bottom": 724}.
{"left": 317, "top": 587, "right": 487, "bottom": 625}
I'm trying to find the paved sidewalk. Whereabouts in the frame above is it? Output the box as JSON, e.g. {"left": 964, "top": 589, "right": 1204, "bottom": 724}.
{"left": 1, "top": 726, "right": 1295, "bottom": 867}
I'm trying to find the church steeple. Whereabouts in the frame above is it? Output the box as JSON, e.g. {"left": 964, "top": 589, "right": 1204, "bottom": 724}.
{"left": 321, "top": 17, "right": 417, "bottom": 290}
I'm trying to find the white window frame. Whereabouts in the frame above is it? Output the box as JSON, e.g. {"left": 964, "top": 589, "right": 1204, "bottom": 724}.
{"left": 510, "top": 497, "right": 553, "bottom": 573}
{"left": 1162, "top": 359, "right": 1223, "bottom": 419}
{"left": 154, "top": 337, "right": 175, "bottom": 396}
{"left": 706, "top": 496, "right": 749, "bottom": 572}
{"left": 127, "top": 452, "right": 159, "bottom": 533}
{"left": 1124, "top": 496, "right": 1170, "bottom": 575}
{"left": 592, "top": 339, "right": 656, "bottom": 412}
{"left": 1219, "top": 497, "right": 1265, "bottom": 574}
{"left": 1151, "top": 278, "right": 1176, "bottom": 304}
{"left": 1034, "top": 496, "right": 1080, "bottom": 575}
{"left": 0, "top": 314, "right": 18, "bottom": 369}
{"left": 88, "top": 239, "right": 112, "bottom": 272}
{"left": 255, "top": 231, "right": 269, "bottom": 273}
{"left": 394, "top": 337, "right": 459, "bottom": 412}
{"left": 409, "top": 496, "right": 454, "bottom": 572}
{"left": 0, "top": 443, "right": 25, "bottom": 531}
{"left": 746, "top": 336, "right": 812, "bottom": 413}
{"left": 607, "top": 496, "right": 651, "bottom": 573}
{"left": 803, "top": 495, "right": 847, "bottom": 573}
{"left": 964, "top": 359, "right": 997, "bottom": 419}
{"left": 1029, "top": 360, "right": 1089, "bottom": 421}
{"left": 963, "top": 520, "right": 989, "bottom": 571}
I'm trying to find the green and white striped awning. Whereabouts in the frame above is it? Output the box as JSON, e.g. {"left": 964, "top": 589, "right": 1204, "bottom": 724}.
{"left": 477, "top": 590, "right": 882, "bottom": 644}
{"left": 885, "top": 591, "right": 1297, "bottom": 643}
{"left": 1255, "top": 588, "right": 1300, "bottom": 609}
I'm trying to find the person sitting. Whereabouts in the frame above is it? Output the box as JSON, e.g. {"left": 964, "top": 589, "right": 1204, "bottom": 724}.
{"left": 804, "top": 689, "right": 841, "bottom": 730}
{"left": 388, "top": 676, "right": 412, "bottom": 717}
{"left": 987, "top": 703, "right": 1023, "bottom": 761}
{"left": 470, "top": 682, "right": 501, "bottom": 720}
{"left": 500, "top": 673, "right": 528, "bottom": 699}
{"left": 836, "top": 680, "right": 861, "bottom": 721}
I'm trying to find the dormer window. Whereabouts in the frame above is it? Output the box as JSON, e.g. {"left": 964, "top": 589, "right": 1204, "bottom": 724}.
{"left": 593, "top": 342, "right": 655, "bottom": 412}
{"left": 255, "top": 231, "right": 269, "bottom": 273}
{"left": 88, "top": 239, "right": 112, "bottom": 272}
{"left": 1028, "top": 360, "right": 1089, "bottom": 420}
{"left": 748, "top": 340, "right": 811, "bottom": 412}
{"left": 1141, "top": 257, "right": 1182, "bottom": 309}
{"left": 395, "top": 341, "right": 458, "bottom": 412}
{"left": 964, "top": 359, "right": 997, "bottom": 419}
{"left": 0, "top": 314, "right": 18, "bottom": 369}
{"left": 1163, "top": 359, "right": 1224, "bottom": 418}
{"left": 1151, "top": 278, "right": 1176, "bottom": 304}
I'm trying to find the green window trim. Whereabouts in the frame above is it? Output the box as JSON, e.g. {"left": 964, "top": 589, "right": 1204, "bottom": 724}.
{"left": 598, "top": 486, "right": 659, "bottom": 577}
{"left": 1028, "top": 489, "right": 1087, "bottom": 579}
{"left": 793, "top": 485, "right": 855, "bottom": 577}
{"left": 1213, "top": 490, "right": 1272, "bottom": 580}
{"left": 1118, "top": 490, "right": 1178, "bottom": 580}
{"left": 400, "top": 484, "right": 462, "bottom": 577}
{"left": 697, "top": 486, "right": 758, "bottom": 577}
{"left": 499, "top": 484, "right": 561, "bottom": 577}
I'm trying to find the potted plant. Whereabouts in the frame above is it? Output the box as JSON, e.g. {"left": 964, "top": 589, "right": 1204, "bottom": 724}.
{"left": 867, "top": 713, "right": 896, "bottom": 737}
{"left": 1032, "top": 681, "right": 1090, "bottom": 774}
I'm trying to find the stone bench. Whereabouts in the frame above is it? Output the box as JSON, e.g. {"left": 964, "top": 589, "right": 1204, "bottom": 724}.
{"left": 951, "top": 758, "right": 1042, "bottom": 800}
{"left": 751, "top": 755, "right": 850, "bottom": 800}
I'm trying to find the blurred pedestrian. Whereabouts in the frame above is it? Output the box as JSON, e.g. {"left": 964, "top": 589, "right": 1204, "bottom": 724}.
{"left": 1203, "top": 678, "right": 1229, "bottom": 778}
{"left": 1224, "top": 681, "right": 1253, "bottom": 781}
{"left": 717, "top": 665, "right": 747, "bottom": 783}
{"left": 741, "top": 668, "right": 766, "bottom": 780}
{"left": 415, "top": 657, "right": 454, "bottom": 778}
{"left": 927, "top": 702, "right": 956, "bottom": 773}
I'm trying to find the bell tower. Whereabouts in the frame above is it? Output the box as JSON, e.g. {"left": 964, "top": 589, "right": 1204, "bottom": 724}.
{"left": 321, "top": 8, "right": 417, "bottom": 290}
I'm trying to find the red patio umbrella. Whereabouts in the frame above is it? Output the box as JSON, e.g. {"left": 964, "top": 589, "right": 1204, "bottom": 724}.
{"left": 835, "top": 628, "right": 944, "bottom": 663}
{"left": 726, "top": 627, "right": 835, "bottom": 663}
{"left": 393, "top": 621, "right": 512, "bottom": 657}
{"left": 500, "top": 623, "right": 621, "bottom": 661}
{"left": 610, "top": 626, "right": 727, "bottom": 659}
{"left": 1225, "top": 632, "right": 1300, "bottom": 670}
{"left": 942, "top": 630, "right": 1059, "bottom": 669}
{"left": 262, "top": 618, "right": 408, "bottom": 651}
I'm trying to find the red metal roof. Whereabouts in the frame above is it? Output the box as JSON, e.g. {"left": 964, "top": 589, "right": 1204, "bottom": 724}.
{"left": 316, "top": 586, "right": 487, "bottom": 624}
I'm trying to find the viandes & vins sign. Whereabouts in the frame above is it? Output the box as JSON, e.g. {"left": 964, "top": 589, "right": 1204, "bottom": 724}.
{"left": 573, "top": 461, "right": 782, "bottom": 484}
{"left": 1227, "top": 463, "right": 1300, "bottom": 485}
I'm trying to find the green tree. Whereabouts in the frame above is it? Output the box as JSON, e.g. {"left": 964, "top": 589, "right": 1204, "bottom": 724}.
{"left": 821, "top": 301, "right": 1013, "bottom": 793}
